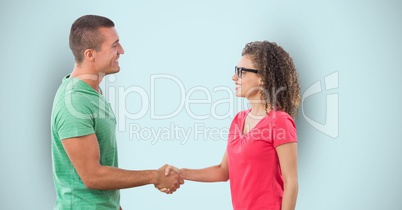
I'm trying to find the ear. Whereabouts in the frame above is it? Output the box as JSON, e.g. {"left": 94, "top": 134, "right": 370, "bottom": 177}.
{"left": 259, "top": 78, "right": 264, "bottom": 86}
{"left": 83, "top": 49, "right": 96, "bottom": 62}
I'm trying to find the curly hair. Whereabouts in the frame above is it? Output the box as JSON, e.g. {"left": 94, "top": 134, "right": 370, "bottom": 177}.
{"left": 242, "top": 41, "right": 301, "bottom": 119}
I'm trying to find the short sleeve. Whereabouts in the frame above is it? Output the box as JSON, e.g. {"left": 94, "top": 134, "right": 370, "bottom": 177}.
{"left": 54, "top": 92, "right": 95, "bottom": 140}
{"left": 272, "top": 114, "right": 297, "bottom": 147}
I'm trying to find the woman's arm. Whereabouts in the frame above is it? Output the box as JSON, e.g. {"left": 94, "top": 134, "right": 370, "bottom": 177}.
{"left": 165, "top": 151, "right": 229, "bottom": 182}
{"left": 276, "top": 142, "right": 298, "bottom": 210}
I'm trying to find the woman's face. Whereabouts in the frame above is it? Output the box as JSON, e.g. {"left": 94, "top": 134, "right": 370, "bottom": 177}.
{"left": 232, "top": 55, "right": 262, "bottom": 100}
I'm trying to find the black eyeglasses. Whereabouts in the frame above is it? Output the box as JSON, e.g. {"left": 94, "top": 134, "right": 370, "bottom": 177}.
{"left": 235, "top": 66, "right": 259, "bottom": 78}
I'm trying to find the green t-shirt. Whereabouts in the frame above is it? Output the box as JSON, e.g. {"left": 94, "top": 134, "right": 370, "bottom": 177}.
{"left": 51, "top": 75, "right": 119, "bottom": 210}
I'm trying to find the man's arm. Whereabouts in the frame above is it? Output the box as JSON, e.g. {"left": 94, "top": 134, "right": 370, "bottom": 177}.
{"left": 62, "top": 133, "right": 183, "bottom": 191}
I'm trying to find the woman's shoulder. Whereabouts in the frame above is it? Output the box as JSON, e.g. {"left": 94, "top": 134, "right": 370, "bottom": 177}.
{"left": 268, "top": 110, "right": 296, "bottom": 126}
{"left": 269, "top": 109, "right": 292, "bottom": 118}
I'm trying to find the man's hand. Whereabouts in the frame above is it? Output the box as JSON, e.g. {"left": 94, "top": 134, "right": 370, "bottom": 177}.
{"left": 159, "top": 165, "right": 182, "bottom": 194}
{"left": 154, "top": 164, "right": 184, "bottom": 194}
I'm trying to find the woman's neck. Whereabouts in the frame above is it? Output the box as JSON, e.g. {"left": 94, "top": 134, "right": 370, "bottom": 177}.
{"left": 248, "top": 102, "right": 269, "bottom": 119}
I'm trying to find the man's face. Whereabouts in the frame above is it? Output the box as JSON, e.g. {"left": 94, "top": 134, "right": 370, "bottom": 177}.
{"left": 94, "top": 27, "right": 124, "bottom": 75}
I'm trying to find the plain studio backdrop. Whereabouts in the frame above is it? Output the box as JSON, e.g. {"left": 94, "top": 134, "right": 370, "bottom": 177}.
{"left": 0, "top": 0, "right": 401, "bottom": 209}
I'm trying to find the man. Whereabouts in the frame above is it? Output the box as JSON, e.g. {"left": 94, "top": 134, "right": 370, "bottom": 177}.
{"left": 51, "top": 15, "right": 183, "bottom": 210}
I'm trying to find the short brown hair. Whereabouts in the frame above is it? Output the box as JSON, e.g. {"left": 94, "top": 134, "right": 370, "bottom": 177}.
{"left": 242, "top": 41, "right": 301, "bottom": 119}
{"left": 69, "top": 15, "right": 115, "bottom": 63}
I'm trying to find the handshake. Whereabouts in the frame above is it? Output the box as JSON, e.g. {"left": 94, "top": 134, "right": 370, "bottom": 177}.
{"left": 154, "top": 164, "right": 183, "bottom": 194}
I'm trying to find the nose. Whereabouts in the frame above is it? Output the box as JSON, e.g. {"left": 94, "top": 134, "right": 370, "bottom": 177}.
{"left": 118, "top": 43, "right": 125, "bottom": 55}
{"left": 232, "top": 73, "right": 238, "bottom": 81}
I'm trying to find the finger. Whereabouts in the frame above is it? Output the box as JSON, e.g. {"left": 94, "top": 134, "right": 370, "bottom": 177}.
{"left": 179, "top": 177, "right": 184, "bottom": 184}
{"left": 164, "top": 165, "right": 171, "bottom": 176}
{"left": 159, "top": 188, "right": 167, "bottom": 192}
{"left": 173, "top": 167, "right": 180, "bottom": 174}
{"left": 159, "top": 164, "right": 168, "bottom": 170}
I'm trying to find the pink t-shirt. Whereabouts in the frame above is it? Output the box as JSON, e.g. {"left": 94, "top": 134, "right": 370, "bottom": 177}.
{"left": 227, "top": 109, "right": 297, "bottom": 210}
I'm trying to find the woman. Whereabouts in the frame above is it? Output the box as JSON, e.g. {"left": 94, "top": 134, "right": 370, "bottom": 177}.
{"left": 166, "top": 41, "right": 301, "bottom": 210}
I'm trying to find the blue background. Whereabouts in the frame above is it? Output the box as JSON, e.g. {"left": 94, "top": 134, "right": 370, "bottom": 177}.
{"left": 1, "top": 0, "right": 401, "bottom": 209}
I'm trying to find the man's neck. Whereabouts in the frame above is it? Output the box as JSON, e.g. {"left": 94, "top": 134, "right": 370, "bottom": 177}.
{"left": 70, "top": 64, "right": 104, "bottom": 93}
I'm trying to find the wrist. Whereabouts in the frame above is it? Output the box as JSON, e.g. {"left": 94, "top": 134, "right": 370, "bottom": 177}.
{"left": 180, "top": 168, "right": 188, "bottom": 180}
{"left": 150, "top": 170, "right": 159, "bottom": 185}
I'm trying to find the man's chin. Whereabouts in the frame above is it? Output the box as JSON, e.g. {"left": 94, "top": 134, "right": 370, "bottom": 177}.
{"left": 106, "top": 68, "right": 120, "bottom": 75}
